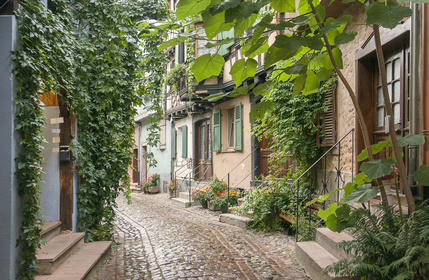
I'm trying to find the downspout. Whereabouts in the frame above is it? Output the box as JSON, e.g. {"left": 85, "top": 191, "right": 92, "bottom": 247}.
{"left": 423, "top": 3, "right": 429, "bottom": 199}
{"left": 409, "top": 3, "right": 420, "bottom": 198}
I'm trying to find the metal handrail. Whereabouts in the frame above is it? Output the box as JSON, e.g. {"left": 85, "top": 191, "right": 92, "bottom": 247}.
{"left": 294, "top": 128, "right": 354, "bottom": 242}
{"left": 221, "top": 148, "right": 258, "bottom": 181}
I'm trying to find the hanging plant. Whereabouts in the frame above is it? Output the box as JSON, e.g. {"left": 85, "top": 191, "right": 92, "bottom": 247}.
{"left": 165, "top": 63, "right": 187, "bottom": 92}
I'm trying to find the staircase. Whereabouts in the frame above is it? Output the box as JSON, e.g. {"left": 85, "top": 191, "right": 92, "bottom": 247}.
{"left": 35, "top": 221, "right": 112, "bottom": 280}
{"left": 171, "top": 190, "right": 200, "bottom": 208}
{"left": 296, "top": 228, "right": 354, "bottom": 280}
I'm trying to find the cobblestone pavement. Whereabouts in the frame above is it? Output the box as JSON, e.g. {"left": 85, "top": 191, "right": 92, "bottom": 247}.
{"left": 93, "top": 192, "right": 310, "bottom": 280}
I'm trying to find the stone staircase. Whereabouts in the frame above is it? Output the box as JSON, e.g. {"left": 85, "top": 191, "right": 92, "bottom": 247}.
{"left": 35, "top": 221, "right": 112, "bottom": 280}
{"left": 296, "top": 228, "right": 354, "bottom": 280}
{"left": 171, "top": 191, "right": 200, "bottom": 208}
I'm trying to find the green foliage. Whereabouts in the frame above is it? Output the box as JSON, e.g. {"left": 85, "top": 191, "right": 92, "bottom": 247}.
{"left": 324, "top": 201, "right": 429, "bottom": 279}
{"left": 73, "top": 0, "right": 167, "bottom": 242}
{"left": 191, "top": 53, "right": 224, "bottom": 82}
{"left": 232, "top": 179, "right": 310, "bottom": 232}
{"left": 366, "top": 1, "right": 412, "bottom": 29}
{"left": 165, "top": 64, "right": 187, "bottom": 92}
{"left": 13, "top": 0, "right": 77, "bottom": 278}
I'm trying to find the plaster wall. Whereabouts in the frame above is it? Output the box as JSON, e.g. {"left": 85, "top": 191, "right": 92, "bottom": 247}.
{"left": 39, "top": 106, "right": 60, "bottom": 222}
{"left": 171, "top": 116, "right": 193, "bottom": 185}
{"left": 212, "top": 95, "right": 253, "bottom": 189}
{"left": 0, "top": 16, "right": 21, "bottom": 279}
{"left": 139, "top": 118, "right": 172, "bottom": 191}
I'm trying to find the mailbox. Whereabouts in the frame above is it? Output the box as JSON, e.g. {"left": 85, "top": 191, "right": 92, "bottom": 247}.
{"left": 60, "top": 146, "right": 70, "bottom": 162}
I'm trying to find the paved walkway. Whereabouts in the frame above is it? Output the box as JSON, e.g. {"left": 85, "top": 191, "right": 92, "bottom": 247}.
{"left": 93, "top": 192, "right": 310, "bottom": 280}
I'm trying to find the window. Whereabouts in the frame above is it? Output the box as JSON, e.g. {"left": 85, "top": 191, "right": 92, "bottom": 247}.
{"left": 227, "top": 108, "right": 235, "bottom": 149}
{"left": 213, "top": 110, "right": 221, "bottom": 152}
{"left": 195, "top": 23, "right": 217, "bottom": 58}
{"left": 159, "top": 119, "right": 166, "bottom": 150}
{"left": 182, "top": 125, "right": 188, "bottom": 158}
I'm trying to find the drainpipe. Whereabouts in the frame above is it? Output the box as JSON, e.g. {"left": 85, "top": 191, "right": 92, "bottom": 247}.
{"left": 409, "top": 3, "right": 420, "bottom": 199}
{"left": 423, "top": 3, "right": 429, "bottom": 199}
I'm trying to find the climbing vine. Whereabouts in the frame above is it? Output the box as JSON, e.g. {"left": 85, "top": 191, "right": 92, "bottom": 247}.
{"left": 73, "top": 0, "right": 167, "bottom": 241}
{"left": 12, "top": 0, "right": 167, "bottom": 276}
{"left": 13, "top": 0, "right": 76, "bottom": 278}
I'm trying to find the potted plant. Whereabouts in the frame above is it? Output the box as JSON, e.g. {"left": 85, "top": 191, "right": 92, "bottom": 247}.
{"left": 167, "top": 179, "right": 179, "bottom": 198}
{"left": 192, "top": 187, "right": 210, "bottom": 208}
{"left": 165, "top": 64, "right": 186, "bottom": 92}
{"left": 148, "top": 173, "right": 160, "bottom": 194}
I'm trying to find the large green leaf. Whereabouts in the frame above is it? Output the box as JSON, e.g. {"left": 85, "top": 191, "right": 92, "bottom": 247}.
{"left": 273, "top": 35, "right": 323, "bottom": 52}
{"left": 343, "top": 184, "right": 379, "bottom": 204}
{"left": 225, "top": 1, "right": 268, "bottom": 23}
{"left": 249, "top": 100, "right": 274, "bottom": 122}
{"left": 230, "top": 58, "right": 257, "bottom": 87}
{"left": 242, "top": 37, "right": 269, "bottom": 58}
{"left": 191, "top": 54, "right": 224, "bottom": 82}
{"left": 360, "top": 158, "right": 396, "bottom": 180}
{"left": 202, "top": 10, "right": 226, "bottom": 40}
{"left": 293, "top": 75, "right": 306, "bottom": 95}
{"left": 319, "top": 15, "right": 353, "bottom": 35}
{"left": 397, "top": 134, "right": 425, "bottom": 147}
{"left": 209, "top": 0, "right": 241, "bottom": 15}
{"left": 229, "top": 86, "right": 249, "bottom": 98}
{"left": 234, "top": 14, "right": 258, "bottom": 37}
{"left": 357, "top": 140, "right": 391, "bottom": 161}
{"left": 334, "top": 31, "right": 358, "bottom": 45}
{"left": 270, "top": 0, "right": 295, "bottom": 12}
{"left": 284, "top": 64, "right": 307, "bottom": 75}
{"left": 176, "top": 0, "right": 211, "bottom": 20}
{"left": 302, "top": 70, "right": 319, "bottom": 95}
{"left": 318, "top": 203, "right": 338, "bottom": 221}
{"left": 264, "top": 45, "right": 295, "bottom": 70}
{"left": 157, "top": 37, "right": 187, "bottom": 51}
{"left": 252, "top": 80, "right": 274, "bottom": 96}
{"left": 366, "top": 1, "right": 412, "bottom": 29}
{"left": 412, "top": 165, "right": 429, "bottom": 186}
{"left": 324, "top": 47, "right": 343, "bottom": 69}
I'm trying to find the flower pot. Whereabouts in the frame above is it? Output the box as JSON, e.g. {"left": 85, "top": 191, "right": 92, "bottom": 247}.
{"left": 169, "top": 190, "right": 180, "bottom": 199}
{"left": 148, "top": 186, "right": 159, "bottom": 194}
{"left": 200, "top": 201, "right": 208, "bottom": 208}
{"left": 207, "top": 201, "right": 227, "bottom": 212}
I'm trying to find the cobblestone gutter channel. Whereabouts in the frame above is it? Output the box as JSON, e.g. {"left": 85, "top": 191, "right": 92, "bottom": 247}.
{"left": 93, "top": 193, "right": 310, "bottom": 280}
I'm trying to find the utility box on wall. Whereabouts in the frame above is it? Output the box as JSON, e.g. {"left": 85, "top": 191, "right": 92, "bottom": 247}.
{"left": 60, "top": 146, "right": 70, "bottom": 162}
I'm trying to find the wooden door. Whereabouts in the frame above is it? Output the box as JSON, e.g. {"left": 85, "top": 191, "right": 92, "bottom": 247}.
{"left": 132, "top": 149, "right": 138, "bottom": 183}
{"left": 196, "top": 120, "right": 212, "bottom": 181}
{"left": 142, "top": 146, "right": 147, "bottom": 181}
{"left": 260, "top": 136, "right": 293, "bottom": 179}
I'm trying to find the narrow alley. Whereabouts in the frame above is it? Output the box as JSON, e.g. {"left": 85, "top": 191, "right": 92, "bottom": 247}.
{"left": 94, "top": 193, "right": 310, "bottom": 280}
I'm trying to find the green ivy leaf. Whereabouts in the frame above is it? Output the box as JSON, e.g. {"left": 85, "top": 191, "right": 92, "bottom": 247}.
{"left": 343, "top": 184, "right": 379, "bottom": 203}
{"left": 157, "top": 37, "right": 187, "bottom": 51}
{"left": 397, "top": 134, "right": 425, "bottom": 147}
{"left": 230, "top": 58, "right": 258, "bottom": 86}
{"left": 366, "top": 1, "right": 412, "bottom": 29}
{"left": 334, "top": 31, "right": 358, "bottom": 45}
{"left": 412, "top": 165, "right": 429, "bottom": 186}
{"left": 270, "top": 0, "right": 296, "bottom": 12}
{"left": 176, "top": 0, "right": 211, "bottom": 20}
{"left": 191, "top": 53, "right": 224, "bottom": 82}
{"left": 250, "top": 100, "right": 274, "bottom": 122}
{"left": 360, "top": 158, "right": 396, "bottom": 180}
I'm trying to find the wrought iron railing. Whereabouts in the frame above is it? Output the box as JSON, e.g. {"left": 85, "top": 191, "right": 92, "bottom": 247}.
{"left": 294, "top": 128, "right": 355, "bottom": 242}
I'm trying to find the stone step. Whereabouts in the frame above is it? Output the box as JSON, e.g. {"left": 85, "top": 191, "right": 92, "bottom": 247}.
{"left": 35, "top": 241, "right": 112, "bottom": 280}
{"left": 179, "top": 191, "right": 193, "bottom": 200}
{"left": 36, "top": 232, "right": 85, "bottom": 275}
{"left": 296, "top": 241, "right": 352, "bottom": 280}
{"left": 41, "top": 221, "right": 62, "bottom": 243}
{"left": 315, "top": 228, "right": 354, "bottom": 261}
{"left": 171, "top": 197, "right": 199, "bottom": 208}
{"left": 219, "top": 213, "right": 251, "bottom": 229}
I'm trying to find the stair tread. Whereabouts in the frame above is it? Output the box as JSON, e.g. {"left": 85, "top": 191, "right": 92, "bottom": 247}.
{"left": 35, "top": 241, "right": 112, "bottom": 280}
{"left": 297, "top": 241, "right": 340, "bottom": 270}
{"left": 41, "top": 221, "right": 61, "bottom": 235}
{"left": 37, "top": 233, "right": 85, "bottom": 262}
{"left": 317, "top": 228, "right": 354, "bottom": 243}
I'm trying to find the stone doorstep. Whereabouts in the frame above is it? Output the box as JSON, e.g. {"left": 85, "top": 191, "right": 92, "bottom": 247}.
{"left": 296, "top": 241, "right": 352, "bottom": 280}
{"left": 219, "top": 213, "right": 252, "bottom": 229}
{"left": 36, "top": 232, "right": 85, "bottom": 275}
{"left": 315, "top": 228, "right": 354, "bottom": 261}
{"left": 35, "top": 241, "right": 112, "bottom": 280}
{"left": 41, "top": 221, "right": 62, "bottom": 243}
{"left": 171, "top": 197, "right": 199, "bottom": 208}
{"left": 179, "top": 191, "right": 192, "bottom": 200}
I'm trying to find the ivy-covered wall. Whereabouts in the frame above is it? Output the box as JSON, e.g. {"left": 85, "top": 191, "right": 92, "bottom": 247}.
{"left": 0, "top": 16, "right": 21, "bottom": 279}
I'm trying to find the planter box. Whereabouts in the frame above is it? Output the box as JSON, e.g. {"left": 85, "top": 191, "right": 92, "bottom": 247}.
{"left": 207, "top": 201, "right": 228, "bottom": 213}
{"left": 148, "top": 186, "right": 159, "bottom": 194}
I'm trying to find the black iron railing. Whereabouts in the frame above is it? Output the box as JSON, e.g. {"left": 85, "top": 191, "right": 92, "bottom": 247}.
{"left": 294, "top": 128, "right": 354, "bottom": 242}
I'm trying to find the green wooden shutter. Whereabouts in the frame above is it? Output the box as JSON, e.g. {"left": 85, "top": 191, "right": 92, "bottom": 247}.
{"left": 171, "top": 128, "right": 177, "bottom": 159}
{"left": 218, "top": 28, "right": 234, "bottom": 57}
{"left": 235, "top": 103, "right": 243, "bottom": 151}
{"left": 213, "top": 110, "right": 221, "bottom": 152}
{"left": 182, "top": 125, "right": 188, "bottom": 158}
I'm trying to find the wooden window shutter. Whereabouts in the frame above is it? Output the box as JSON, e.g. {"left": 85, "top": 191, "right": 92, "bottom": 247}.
{"left": 213, "top": 110, "right": 221, "bottom": 152}
{"left": 182, "top": 125, "right": 187, "bottom": 158}
{"left": 171, "top": 128, "right": 177, "bottom": 158}
{"left": 218, "top": 28, "right": 234, "bottom": 57}
{"left": 321, "top": 83, "right": 337, "bottom": 147}
{"left": 235, "top": 102, "right": 243, "bottom": 151}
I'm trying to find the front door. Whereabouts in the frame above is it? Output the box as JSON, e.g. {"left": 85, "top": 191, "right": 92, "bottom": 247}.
{"left": 373, "top": 47, "right": 409, "bottom": 192}
{"left": 260, "top": 136, "right": 293, "bottom": 179}
{"left": 196, "top": 120, "right": 212, "bottom": 181}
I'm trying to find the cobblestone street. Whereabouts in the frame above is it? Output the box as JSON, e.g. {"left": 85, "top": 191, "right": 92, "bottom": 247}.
{"left": 94, "top": 192, "right": 310, "bottom": 280}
